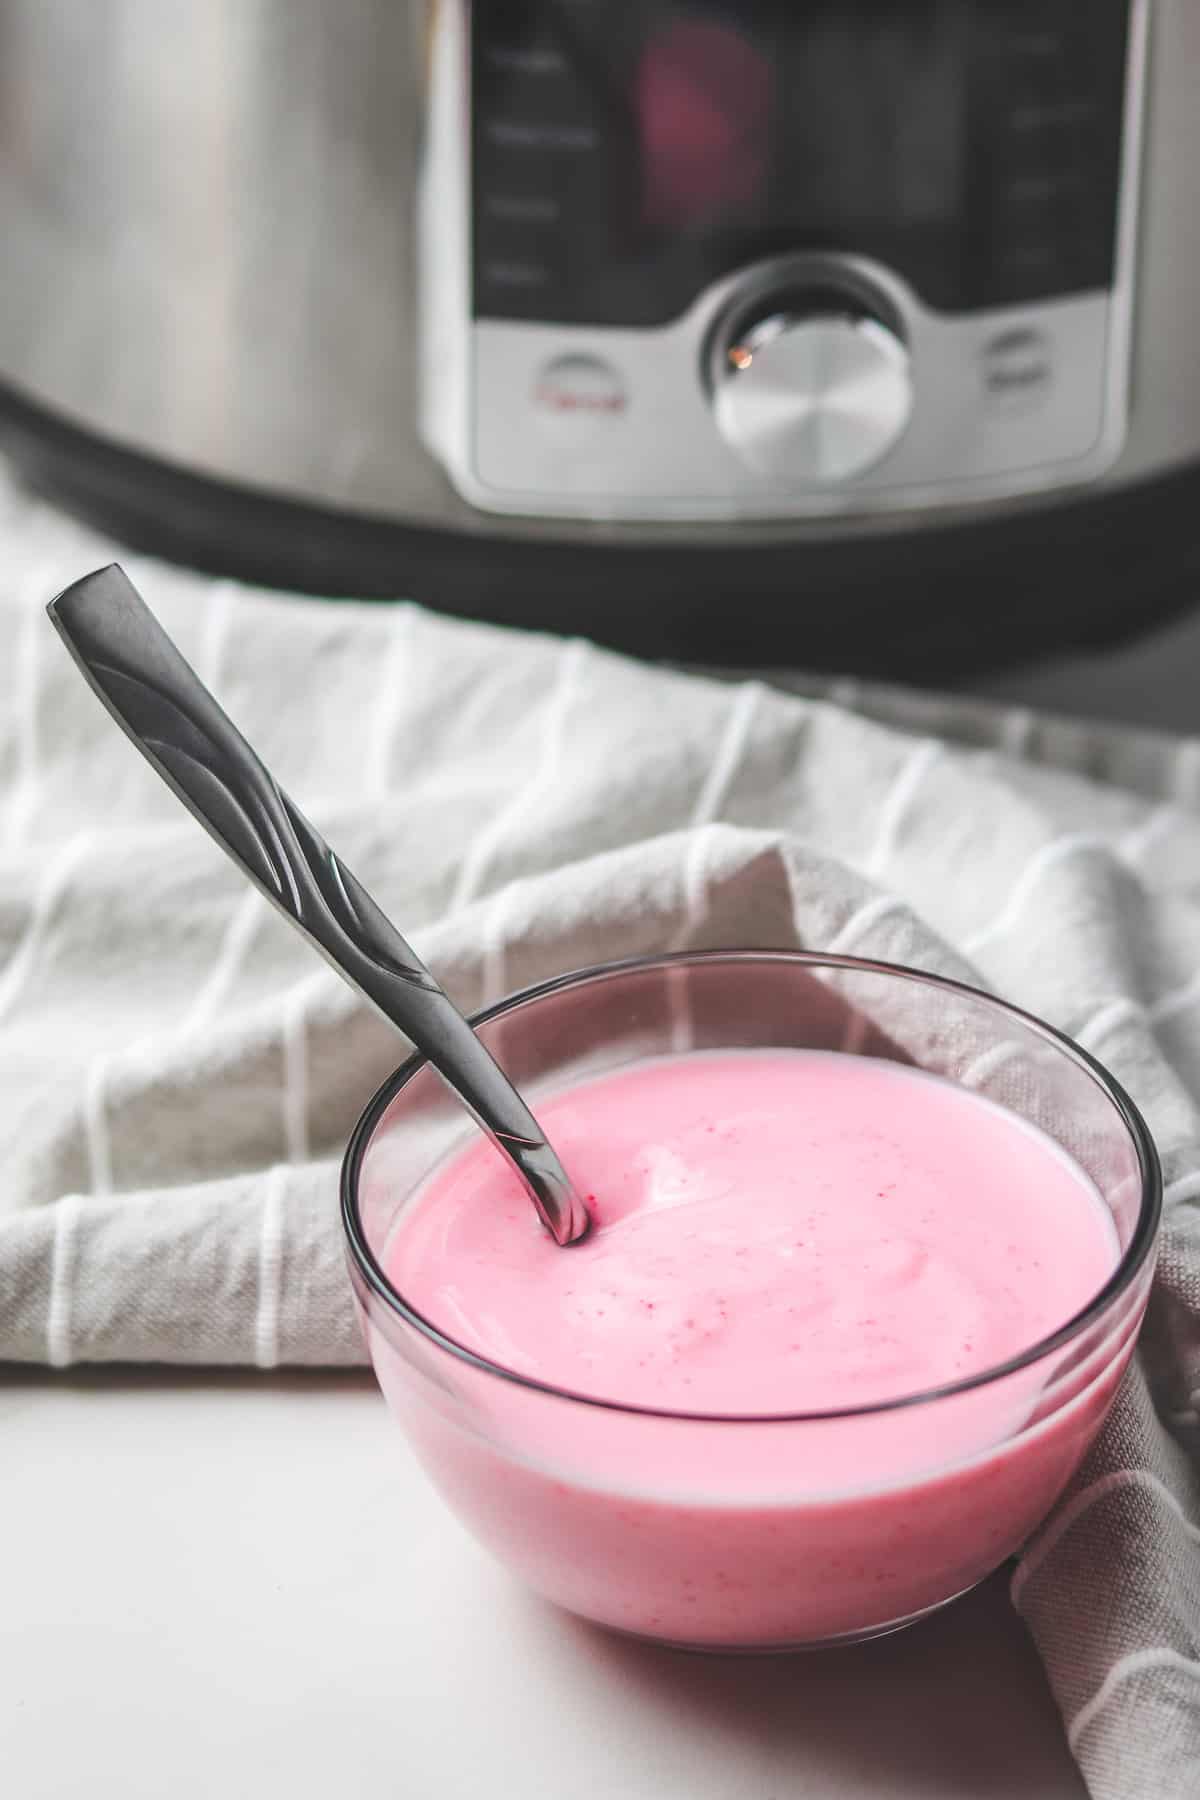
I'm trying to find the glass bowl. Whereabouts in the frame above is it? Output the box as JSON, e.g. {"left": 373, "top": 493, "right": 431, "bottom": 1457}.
{"left": 341, "top": 952, "right": 1160, "bottom": 1652}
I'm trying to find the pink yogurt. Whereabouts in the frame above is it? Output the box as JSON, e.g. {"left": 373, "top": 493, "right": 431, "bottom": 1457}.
{"left": 369, "top": 1050, "right": 1136, "bottom": 1648}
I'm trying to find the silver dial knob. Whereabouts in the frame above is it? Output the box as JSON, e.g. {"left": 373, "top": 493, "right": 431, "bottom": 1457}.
{"left": 713, "top": 307, "right": 913, "bottom": 484}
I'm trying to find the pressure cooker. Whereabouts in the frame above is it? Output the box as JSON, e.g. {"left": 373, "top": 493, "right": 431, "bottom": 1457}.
{"left": 1, "top": 0, "right": 1198, "bottom": 675}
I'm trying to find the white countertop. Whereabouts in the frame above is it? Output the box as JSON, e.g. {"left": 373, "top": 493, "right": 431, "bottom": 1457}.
{"left": 2, "top": 1365, "right": 1086, "bottom": 1799}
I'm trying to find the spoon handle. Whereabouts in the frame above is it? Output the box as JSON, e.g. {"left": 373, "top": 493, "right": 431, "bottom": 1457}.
{"left": 48, "top": 564, "right": 589, "bottom": 1246}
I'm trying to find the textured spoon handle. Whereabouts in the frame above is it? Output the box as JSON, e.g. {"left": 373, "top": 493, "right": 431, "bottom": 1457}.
{"left": 48, "top": 564, "right": 589, "bottom": 1246}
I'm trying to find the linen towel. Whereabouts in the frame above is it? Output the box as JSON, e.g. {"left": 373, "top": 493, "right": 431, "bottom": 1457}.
{"left": 0, "top": 464, "right": 1197, "bottom": 1798}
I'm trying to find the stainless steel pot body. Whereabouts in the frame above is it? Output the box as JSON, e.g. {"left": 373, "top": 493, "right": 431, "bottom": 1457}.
{"left": 2, "top": 0, "right": 1199, "bottom": 548}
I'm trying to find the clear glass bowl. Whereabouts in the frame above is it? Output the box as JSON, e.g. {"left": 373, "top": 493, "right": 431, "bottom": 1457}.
{"left": 341, "top": 952, "right": 1160, "bottom": 1652}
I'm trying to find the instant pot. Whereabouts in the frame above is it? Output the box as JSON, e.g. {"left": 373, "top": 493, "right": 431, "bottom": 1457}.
{"left": 1, "top": 0, "right": 1198, "bottom": 675}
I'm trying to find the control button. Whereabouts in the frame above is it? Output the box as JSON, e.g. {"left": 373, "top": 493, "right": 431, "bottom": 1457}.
{"left": 532, "top": 355, "right": 627, "bottom": 447}
{"left": 1000, "top": 245, "right": 1058, "bottom": 272}
{"left": 483, "top": 193, "right": 562, "bottom": 224}
{"left": 485, "top": 119, "right": 599, "bottom": 153}
{"left": 980, "top": 327, "right": 1054, "bottom": 413}
{"left": 484, "top": 45, "right": 568, "bottom": 77}
{"left": 1009, "top": 97, "right": 1097, "bottom": 134}
{"left": 712, "top": 306, "right": 912, "bottom": 483}
{"left": 481, "top": 260, "right": 554, "bottom": 290}
{"left": 1005, "top": 172, "right": 1069, "bottom": 205}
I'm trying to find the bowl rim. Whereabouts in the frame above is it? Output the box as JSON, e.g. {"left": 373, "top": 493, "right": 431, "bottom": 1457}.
{"left": 340, "top": 949, "right": 1161, "bottom": 1424}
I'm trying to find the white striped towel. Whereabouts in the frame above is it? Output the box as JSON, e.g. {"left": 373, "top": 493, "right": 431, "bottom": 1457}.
{"left": 0, "top": 461, "right": 1197, "bottom": 1798}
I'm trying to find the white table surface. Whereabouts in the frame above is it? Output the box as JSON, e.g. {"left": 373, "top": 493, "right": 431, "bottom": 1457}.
{"left": 2, "top": 1365, "right": 1087, "bottom": 1800}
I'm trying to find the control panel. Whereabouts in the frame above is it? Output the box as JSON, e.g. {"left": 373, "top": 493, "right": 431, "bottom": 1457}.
{"left": 421, "top": 1, "right": 1147, "bottom": 519}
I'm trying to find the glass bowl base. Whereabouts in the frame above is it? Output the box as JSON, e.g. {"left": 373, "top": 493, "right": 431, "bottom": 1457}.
{"left": 596, "top": 1579, "right": 983, "bottom": 1657}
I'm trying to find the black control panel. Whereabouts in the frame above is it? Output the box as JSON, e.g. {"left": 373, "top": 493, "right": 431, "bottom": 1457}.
{"left": 471, "top": 1, "right": 1132, "bottom": 326}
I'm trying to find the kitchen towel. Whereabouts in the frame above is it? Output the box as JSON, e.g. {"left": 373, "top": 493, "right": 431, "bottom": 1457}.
{"left": 0, "top": 463, "right": 1197, "bottom": 1798}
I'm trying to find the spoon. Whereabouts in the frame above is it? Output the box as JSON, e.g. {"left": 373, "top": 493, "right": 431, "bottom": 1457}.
{"left": 47, "top": 563, "right": 591, "bottom": 1247}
